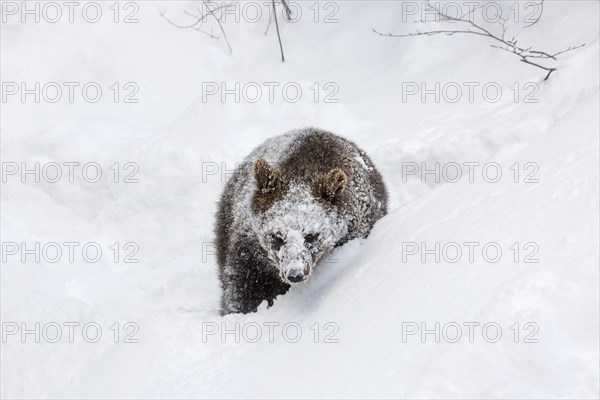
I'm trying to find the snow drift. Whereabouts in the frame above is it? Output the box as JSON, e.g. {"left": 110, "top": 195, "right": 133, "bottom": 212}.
{"left": 1, "top": 0, "right": 598, "bottom": 398}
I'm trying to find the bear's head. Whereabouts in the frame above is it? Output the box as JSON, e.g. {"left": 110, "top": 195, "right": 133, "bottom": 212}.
{"left": 251, "top": 158, "right": 349, "bottom": 285}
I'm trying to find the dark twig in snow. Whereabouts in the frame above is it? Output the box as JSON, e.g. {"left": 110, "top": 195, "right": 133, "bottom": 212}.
{"left": 160, "top": 0, "right": 291, "bottom": 62}
{"left": 272, "top": 0, "right": 286, "bottom": 62}
{"left": 264, "top": 18, "right": 272, "bottom": 35}
{"left": 202, "top": 0, "right": 232, "bottom": 54}
{"left": 373, "top": 0, "right": 585, "bottom": 80}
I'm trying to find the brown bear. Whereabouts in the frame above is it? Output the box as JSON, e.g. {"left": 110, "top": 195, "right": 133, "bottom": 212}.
{"left": 215, "top": 128, "right": 388, "bottom": 315}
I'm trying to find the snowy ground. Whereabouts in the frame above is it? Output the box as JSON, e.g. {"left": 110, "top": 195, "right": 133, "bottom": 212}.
{"left": 1, "top": 0, "right": 599, "bottom": 398}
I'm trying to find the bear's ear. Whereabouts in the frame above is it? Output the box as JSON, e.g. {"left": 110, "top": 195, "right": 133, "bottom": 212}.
{"left": 253, "top": 158, "right": 280, "bottom": 192}
{"left": 252, "top": 158, "right": 284, "bottom": 212}
{"left": 314, "top": 167, "right": 347, "bottom": 206}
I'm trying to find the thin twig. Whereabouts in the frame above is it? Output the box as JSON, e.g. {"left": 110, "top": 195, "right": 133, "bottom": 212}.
{"left": 202, "top": 0, "right": 232, "bottom": 53}
{"left": 272, "top": 0, "right": 285, "bottom": 62}
{"left": 281, "top": 0, "right": 292, "bottom": 21}
{"left": 159, "top": 3, "right": 232, "bottom": 30}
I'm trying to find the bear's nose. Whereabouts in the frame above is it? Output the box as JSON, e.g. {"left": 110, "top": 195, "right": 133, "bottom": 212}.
{"left": 286, "top": 273, "right": 305, "bottom": 283}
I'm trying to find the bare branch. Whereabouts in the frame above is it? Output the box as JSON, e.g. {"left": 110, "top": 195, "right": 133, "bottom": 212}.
{"left": 202, "top": 0, "right": 232, "bottom": 54}
{"left": 373, "top": 28, "right": 489, "bottom": 39}
{"left": 281, "top": 0, "right": 293, "bottom": 21}
{"left": 272, "top": 0, "right": 285, "bottom": 62}
{"left": 160, "top": 0, "right": 289, "bottom": 62}
{"left": 159, "top": 3, "right": 232, "bottom": 30}
{"left": 373, "top": 0, "right": 585, "bottom": 80}
{"left": 264, "top": 17, "right": 272, "bottom": 35}
{"left": 159, "top": 8, "right": 201, "bottom": 30}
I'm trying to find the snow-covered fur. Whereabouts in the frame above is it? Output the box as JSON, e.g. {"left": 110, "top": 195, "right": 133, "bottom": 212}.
{"left": 215, "top": 128, "right": 388, "bottom": 315}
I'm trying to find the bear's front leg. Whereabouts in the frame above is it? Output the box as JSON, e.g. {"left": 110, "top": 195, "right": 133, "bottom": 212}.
{"left": 219, "top": 235, "right": 290, "bottom": 315}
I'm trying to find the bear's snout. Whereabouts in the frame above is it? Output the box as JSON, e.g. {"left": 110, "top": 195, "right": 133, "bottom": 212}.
{"left": 282, "top": 260, "right": 311, "bottom": 284}
{"left": 286, "top": 273, "right": 306, "bottom": 283}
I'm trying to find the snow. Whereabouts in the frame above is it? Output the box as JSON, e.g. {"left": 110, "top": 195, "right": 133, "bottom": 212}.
{"left": 1, "top": 0, "right": 599, "bottom": 398}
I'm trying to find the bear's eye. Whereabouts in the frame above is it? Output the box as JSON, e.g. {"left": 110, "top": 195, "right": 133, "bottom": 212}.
{"left": 304, "top": 233, "right": 319, "bottom": 244}
{"left": 269, "top": 233, "right": 284, "bottom": 251}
